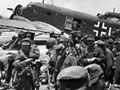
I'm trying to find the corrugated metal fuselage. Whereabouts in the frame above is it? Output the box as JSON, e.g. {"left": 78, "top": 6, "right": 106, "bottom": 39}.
{"left": 19, "top": 3, "right": 120, "bottom": 36}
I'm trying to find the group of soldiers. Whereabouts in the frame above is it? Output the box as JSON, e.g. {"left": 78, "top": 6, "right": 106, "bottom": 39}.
{"left": 46, "top": 30, "right": 120, "bottom": 90}
{"left": 0, "top": 31, "right": 40, "bottom": 89}
{"left": 1, "top": 28, "right": 120, "bottom": 90}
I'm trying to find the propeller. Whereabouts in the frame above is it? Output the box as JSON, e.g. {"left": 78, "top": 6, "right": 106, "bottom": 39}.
{"left": 7, "top": 8, "right": 13, "bottom": 11}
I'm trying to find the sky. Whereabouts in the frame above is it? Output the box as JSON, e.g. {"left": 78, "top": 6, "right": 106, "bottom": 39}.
{"left": 0, "top": 0, "right": 120, "bottom": 17}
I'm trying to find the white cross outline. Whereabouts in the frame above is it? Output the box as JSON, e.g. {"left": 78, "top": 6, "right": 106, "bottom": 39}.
{"left": 93, "top": 21, "right": 111, "bottom": 36}
{"left": 102, "top": 23, "right": 107, "bottom": 29}
{"left": 94, "top": 21, "right": 100, "bottom": 28}
{"left": 108, "top": 27, "right": 112, "bottom": 36}
{"left": 93, "top": 30, "right": 99, "bottom": 36}
{"left": 100, "top": 31, "right": 106, "bottom": 36}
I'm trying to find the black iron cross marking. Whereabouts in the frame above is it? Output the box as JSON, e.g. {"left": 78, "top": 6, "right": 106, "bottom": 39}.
{"left": 93, "top": 21, "right": 111, "bottom": 36}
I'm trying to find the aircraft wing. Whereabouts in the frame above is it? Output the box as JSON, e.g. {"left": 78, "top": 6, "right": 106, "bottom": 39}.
{"left": 10, "top": 15, "right": 61, "bottom": 34}
{"left": 33, "top": 21, "right": 61, "bottom": 34}
{"left": 33, "top": 21, "right": 69, "bottom": 38}
{"left": 0, "top": 19, "right": 39, "bottom": 32}
{"left": 0, "top": 18, "right": 65, "bottom": 46}
{"left": 0, "top": 18, "right": 62, "bottom": 35}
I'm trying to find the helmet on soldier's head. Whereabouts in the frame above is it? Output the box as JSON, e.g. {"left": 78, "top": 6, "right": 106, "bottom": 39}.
{"left": 107, "top": 38, "right": 114, "bottom": 43}
{"left": 85, "top": 64, "right": 103, "bottom": 85}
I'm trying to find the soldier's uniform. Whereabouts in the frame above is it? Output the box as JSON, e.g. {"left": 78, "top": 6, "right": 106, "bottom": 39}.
{"left": 94, "top": 40, "right": 106, "bottom": 72}
{"left": 112, "top": 40, "right": 120, "bottom": 84}
{"left": 105, "top": 48, "right": 114, "bottom": 83}
{"left": 55, "top": 43, "right": 66, "bottom": 73}
{"left": 51, "top": 43, "right": 66, "bottom": 83}
{"left": 78, "top": 36, "right": 95, "bottom": 66}
{"left": 12, "top": 38, "right": 40, "bottom": 88}
{"left": 61, "top": 51, "right": 77, "bottom": 70}
{"left": 95, "top": 40, "right": 114, "bottom": 82}
{"left": 114, "top": 52, "right": 120, "bottom": 84}
{"left": 57, "top": 66, "right": 90, "bottom": 90}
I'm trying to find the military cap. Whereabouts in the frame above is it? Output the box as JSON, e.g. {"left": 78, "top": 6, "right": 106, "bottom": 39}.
{"left": 21, "top": 38, "right": 31, "bottom": 45}
{"left": 107, "top": 38, "right": 114, "bottom": 43}
{"left": 94, "top": 41, "right": 98, "bottom": 44}
{"left": 94, "top": 40, "right": 105, "bottom": 45}
{"left": 85, "top": 64, "right": 103, "bottom": 85}
{"left": 86, "top": 35, "right": 95, "bottom": 41}
{"left": 47, "top": 37, "right": 57, "bottom": 44}
{"left": 57, "top": 66, "right": 89, "bottom": 90}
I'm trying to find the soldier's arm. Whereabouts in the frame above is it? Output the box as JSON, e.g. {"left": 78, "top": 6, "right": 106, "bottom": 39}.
{"left": 12, "top": 51, "right": 23, "bottom": 67}
{"left": 8, "top": 38, "right": 20, "bottom": 50}
{"left": 2, "top": 41, "right": 11, "bottom": 50}
{"left": 30, "top": 46, "right": 40, "bottom": 59}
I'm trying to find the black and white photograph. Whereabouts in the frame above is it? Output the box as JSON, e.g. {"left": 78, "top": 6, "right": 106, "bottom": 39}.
{"left": 0, "top": 0, "right": 120, "bottom": 90}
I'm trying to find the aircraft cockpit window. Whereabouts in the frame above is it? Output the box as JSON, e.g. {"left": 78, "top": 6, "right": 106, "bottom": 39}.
{"left": 97, "top": 13, "right": 107, "bottom": 19}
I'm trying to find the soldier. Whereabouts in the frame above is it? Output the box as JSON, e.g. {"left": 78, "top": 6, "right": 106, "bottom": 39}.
{"left": 0, "top": 53, "right": 16, "bottom": 84}
{"left": 57, "top": 66, "right": 90, "bottom": 90}
{"left": 61, "top": 46, "right": 77, "bottom": 70}
{"left": 72, "top": 21, "right": 80, "bottom": 31}
{"left": 93, "top": 40, "right": 106, "bottom": 71}
{"left": 78, "top": 36, "right": 95, "bottom": 66}
{"left": 113, "top": 40, "right": 120, "bottom": 84}
{"left": 85, "top": 35, "right": 95, "bottom": 56}
{"left": 12, "top": 38, "right": 40, "bottom": 88}
{"left": 106, "top": 38, "right": 114, "bottom": 51}
{"left": 105, "top": 46, "right": 114, "bottom": 83}
{"left": 94, "top": 40, "right": 114, "bottom": 83}
{"left": 25, "top": 32, "right": 40, "bottom": 60}
{"left": 2, "top": 35, "right": 17, "bottom": 50}
{"left": 52, "top": 43, "right": 67, "bottom": 83}
{"left": 25, "top": 32, "right": 41, "bottom": 88}
{"left": 8, "top": 31, "right": 25, "bottom": 50}
{"left": 82, "top": 35, "right": 95, "bottom": 57}
{"left": 14, "top": 38, "right": 40, "bottom": 61}
{"left": 85, "top": 64, "right": 106, "bottom": 90}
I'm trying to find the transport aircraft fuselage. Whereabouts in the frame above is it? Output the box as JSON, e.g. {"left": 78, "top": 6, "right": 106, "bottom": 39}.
{"left": 11, "top": 2, "right": 120, "bottom": 36}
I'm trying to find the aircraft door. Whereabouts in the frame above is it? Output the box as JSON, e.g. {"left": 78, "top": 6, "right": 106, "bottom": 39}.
{"left": 72, "top": 19, "right": 81, "bottom": 30}
{"left": 64, "top": 16, "right": 73, "bottom": 30}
